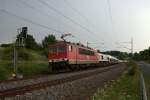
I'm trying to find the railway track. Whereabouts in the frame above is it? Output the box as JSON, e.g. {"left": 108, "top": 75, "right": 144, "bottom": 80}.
{"left": 0, "top": 63, "right": 125, "bottom": 98}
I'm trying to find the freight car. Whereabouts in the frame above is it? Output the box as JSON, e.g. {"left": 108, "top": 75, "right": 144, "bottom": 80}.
{"left": 48, "top": 41, "right": 119, "bottom": 71}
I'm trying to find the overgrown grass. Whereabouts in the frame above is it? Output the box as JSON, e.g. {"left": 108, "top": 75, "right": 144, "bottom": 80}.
{"left": 18, "top": 61, "right": 48, "bottom": 77}
{"left": 92, "top": 61, "right": 140, "bottom": 100}
{"left": 0, "top": 61, "right": 48, "bottom": 80}
{"left": 0, "top": 61, "right": 13, "bottom": 80}
{"left": 0, "top": 47, "right": 49, "bottom": 80}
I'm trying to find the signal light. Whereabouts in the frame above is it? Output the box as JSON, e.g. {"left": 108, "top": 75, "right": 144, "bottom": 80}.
{"left": 21, "top": 27, "right": 27, "bottom": 38}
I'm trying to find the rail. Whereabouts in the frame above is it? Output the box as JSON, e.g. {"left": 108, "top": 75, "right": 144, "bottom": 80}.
{"left": 140, "top": 73, "right": 147, "bottom": 100}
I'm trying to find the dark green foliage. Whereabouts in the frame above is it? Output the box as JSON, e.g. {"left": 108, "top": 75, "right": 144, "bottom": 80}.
{"left": 25, "top": 34, "right": 39, "bottom": 50}
{"left": 127, "top": 61, "right": 137, "bottom": 76}
{"left": 128, "top": 66, "right": 136, "bottom": 76}
{"left": 41, "top": 34, "right": 56, "bottom": 57}
{"left": 133, "top": 47, "right": 150, "bottom": 61}
{"left": 0, "top": 43, "right": 13, "bottom": 47}
{"left": 16, "top": 34, "right": 40, "bottom": 50}
{"left": 42, "top": 34, "right": 56, "bottom": 48}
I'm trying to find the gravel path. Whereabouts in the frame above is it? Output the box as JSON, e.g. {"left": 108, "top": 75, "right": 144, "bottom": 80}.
{"left": 0, "top": 64, "right": 120, "bottom": 92}
{"left": 1, "top": 63, "right": 126, "bottom": 100}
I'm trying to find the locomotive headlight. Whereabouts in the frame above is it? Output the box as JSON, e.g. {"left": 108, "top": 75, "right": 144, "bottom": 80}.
{"left": 49, "top": 60, "right": 52, "bottom": 62}
{"left": 64, "top": 58, "right": 67, "bottom": 61}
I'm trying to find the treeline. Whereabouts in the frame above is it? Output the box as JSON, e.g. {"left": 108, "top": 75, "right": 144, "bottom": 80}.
{"left": 0, "top": 34, "right": 57, "bottom": 56}
{"left": 132, "top": 47, "right": 150, "bottom": 61}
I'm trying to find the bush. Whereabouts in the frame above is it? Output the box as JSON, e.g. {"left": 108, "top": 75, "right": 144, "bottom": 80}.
{"left": 127, "top": 61, "right": 137, "bottom": 76}
{"left": 128, "top": 66, "right": 136, "bottom": 76}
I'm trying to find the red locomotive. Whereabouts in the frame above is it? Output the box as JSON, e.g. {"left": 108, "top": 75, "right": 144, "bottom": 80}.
{"left": 48, "top": 41, "right": 99, "bottom": 71}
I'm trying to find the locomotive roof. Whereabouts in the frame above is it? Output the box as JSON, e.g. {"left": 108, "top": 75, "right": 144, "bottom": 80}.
{"left": 49, "top": 41, "right": 94, "bottom": 50}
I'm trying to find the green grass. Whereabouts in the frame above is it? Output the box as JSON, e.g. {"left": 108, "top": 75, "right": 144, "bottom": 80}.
{"left": 92, "top": 61, "right": 140, "bottom": 100}
{"left": 17, "top": 61, "right": 49, "bottom": 77}
{"left": 0, "top": 47, "right": 49, "bottom": 80}
{"left": 0, "top": 61, "right": 13, "bottom": 80}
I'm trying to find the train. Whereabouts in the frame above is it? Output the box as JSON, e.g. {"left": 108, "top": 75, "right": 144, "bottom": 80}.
{"left": 48, "top": 41, "right": 120, "bottom": 71}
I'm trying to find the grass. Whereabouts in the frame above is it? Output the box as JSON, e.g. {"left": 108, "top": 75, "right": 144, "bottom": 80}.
{"left": 91, "top": 61, "right": 140, "bottom": 100}
{"left": 17, "top": 61, "right": 49, "bottom": 77}
{"left": 0, "top": 61, "right": 13, "bottom": 80}
{"left": 0, "top": 47, "right": 49, "bottom": 80}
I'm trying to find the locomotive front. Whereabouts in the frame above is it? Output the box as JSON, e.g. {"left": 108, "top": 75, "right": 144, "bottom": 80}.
{"left": 48, "top": 42, "right": 68, "bottom": 71}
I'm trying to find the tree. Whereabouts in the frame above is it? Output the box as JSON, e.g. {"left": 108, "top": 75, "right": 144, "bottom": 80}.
{"left": 133, "top": 47, "right": 150, "bottom": 62}
{"left": 25, "top": 34, "right": 39, "bottom": 50}
{"left": 42, "top": 34, "right": 56, "bottom": 48}
{"left": 41, "top": 34, "right": 56, "bottom": 57}
{"left": 16, "top": 34, "right": 39, "bottom": 50}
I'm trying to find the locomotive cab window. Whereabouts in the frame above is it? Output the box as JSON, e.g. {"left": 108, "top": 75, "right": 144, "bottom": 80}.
{"left": 49, "top": 47, "right": 57, "bottom": 53}
{"left": 49, "top": 46, "right": 65, "bottom": 53}
{"left": 58, "top": 46, "right": 65, "bottom": 52}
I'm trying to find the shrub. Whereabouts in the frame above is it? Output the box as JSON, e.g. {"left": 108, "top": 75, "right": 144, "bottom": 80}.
{"left": 128, "top": 66, "right": 136, "bottom": 76}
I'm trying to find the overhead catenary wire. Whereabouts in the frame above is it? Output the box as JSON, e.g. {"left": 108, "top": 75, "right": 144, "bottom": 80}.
{"left": 63, "top": 0, "right": 105, "bottom": 42}
{"left": 15, "top": 0, "right": 101, "bottom": 43}
{"left": 1, "top": 0, "right": 107, "bottom": 47}
{"left": 63, "top": 0, "right": 95, "bottom": 30}
{"left": 37, "top": 0, "right": 103, "bottom": 41}
{"left": 17, "top": 0, "right": 88, "bottom": 42}
{"left": 37, "top": 0, "right": 92, "bottom": 33}
{"left": 15, "top": 0, "right": 76, "bottom": 34}
{"left": 16, "top": 0, "right": 52, "bottom": 18}
{"left": 0, "top": 9, "right": 64, "bottom": 35}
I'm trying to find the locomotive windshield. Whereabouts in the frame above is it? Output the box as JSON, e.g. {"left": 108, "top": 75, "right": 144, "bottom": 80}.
{"left": 49, "top": 46, "right": 65, "bottom": 53}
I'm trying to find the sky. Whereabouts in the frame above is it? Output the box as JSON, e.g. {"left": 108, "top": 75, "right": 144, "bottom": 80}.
{"left": 0, "top": 0, "right": 150, "bottom": 52}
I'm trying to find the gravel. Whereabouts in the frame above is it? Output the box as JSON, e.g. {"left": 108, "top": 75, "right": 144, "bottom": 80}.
{"left": 0, "top": 65, "right": 119, "bottom": 92}
{"left": 2, "top": 63, "right": 126, "bottom": 100}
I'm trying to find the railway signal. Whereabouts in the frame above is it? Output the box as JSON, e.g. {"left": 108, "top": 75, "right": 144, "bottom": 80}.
{"left": 13, "top": 27, "right": 28, "bottom": 78}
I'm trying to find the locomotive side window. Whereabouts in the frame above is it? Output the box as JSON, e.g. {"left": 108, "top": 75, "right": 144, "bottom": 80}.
{"left": 79, "top": 48, "right": 94, "bottom": 55}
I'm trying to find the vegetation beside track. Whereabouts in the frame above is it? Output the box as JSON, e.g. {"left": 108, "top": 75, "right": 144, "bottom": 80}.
{"left": 0, "top": 47, "right": 48, "bottom": 80}
{"left": 92, "top": 61, "right": 140, "bottom": 100}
